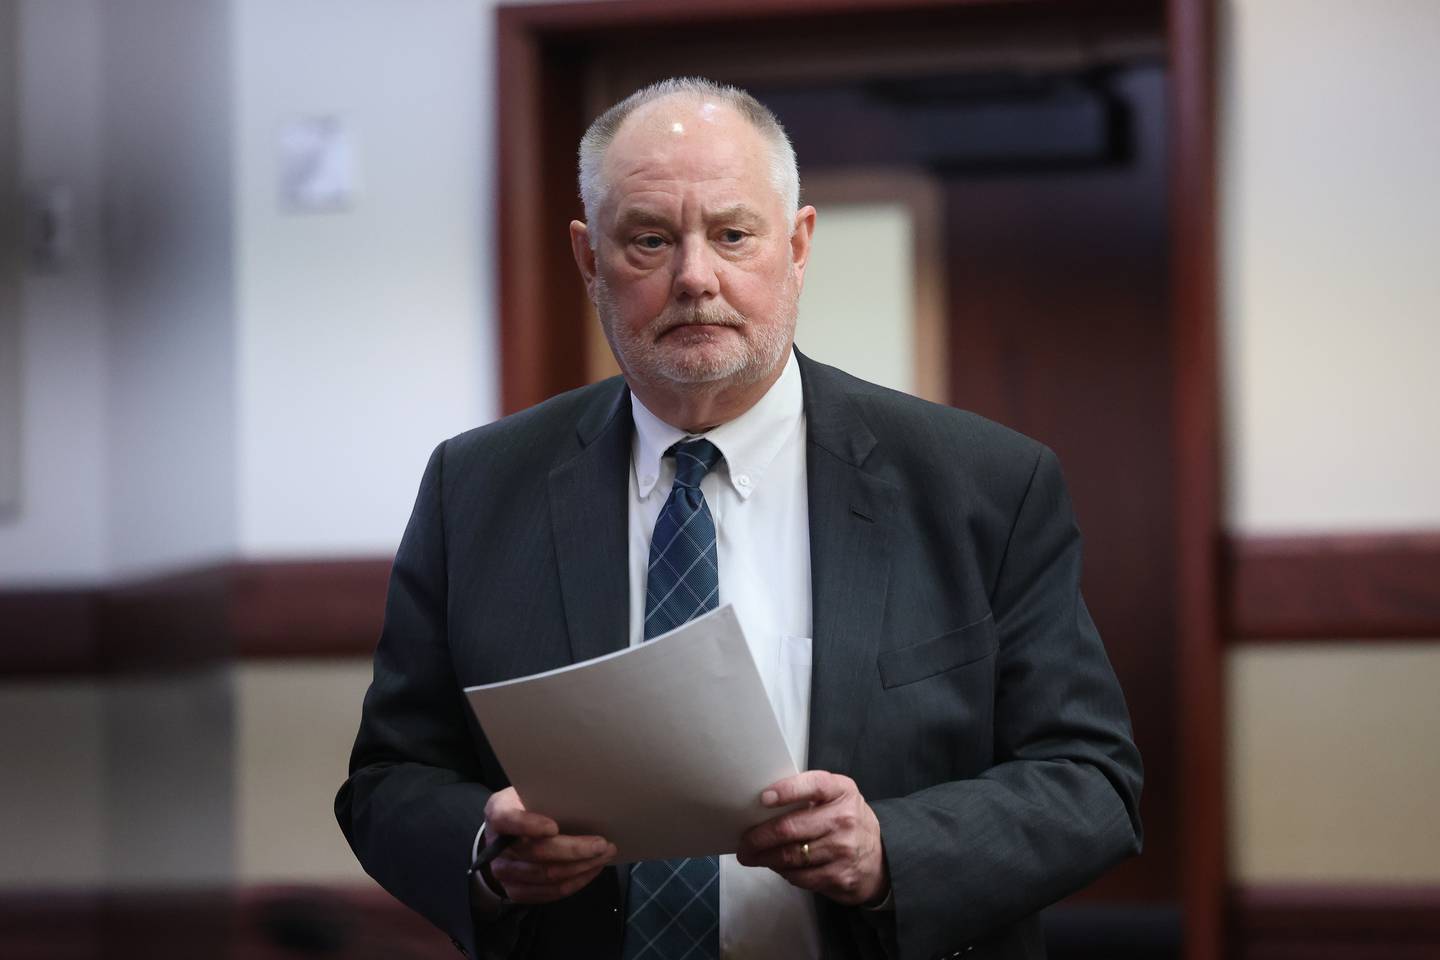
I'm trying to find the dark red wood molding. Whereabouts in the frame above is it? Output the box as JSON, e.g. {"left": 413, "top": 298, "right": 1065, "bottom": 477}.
{"left": 1167, "top": 0, "right": 1223, "bottom": 957}
{"left": 8, "top": 530, "right": 1437, "bottom": 675}
{"left": 0, "top": 885, "right": 451, "bottom": 959}
{"left": 0, "top": 558, "right": 391, "bottom": 676}
{"left": 5, "top": 883, "right": 1438, "bottom": 958}
{"left": 1230, "top": 884, "right": 1440, "bottom": 960}
{"left": 228, "top": 558, "right": 392, "bottom": 658}
{"left": 1225, "top": 531, "right": 1440, "bottom": 641}
{"left": 0, "top": 589, "right": 103, "bottom": 675}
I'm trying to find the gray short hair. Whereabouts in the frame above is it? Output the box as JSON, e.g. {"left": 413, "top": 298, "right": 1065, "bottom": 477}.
{"left": 577, "top": 77, "right": 800, "bottom": 235}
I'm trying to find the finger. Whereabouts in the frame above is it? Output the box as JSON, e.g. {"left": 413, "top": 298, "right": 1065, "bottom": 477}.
{"left": 492, "top": 850, "right": 614, "bottom": 887}
{"left": 740, "top": 806, "right": 836, "bottom": 854}
{"left": 486, "top": 807, "right": 560, "bottom": 839}
{"left": 738, "top": 836, "right": 831, "bottom": 871}
{"left": 760, "top": 770, "right": 850, "bottom": 809}
{"left": 509, "top": 835, "right": 615, "bottom": 863}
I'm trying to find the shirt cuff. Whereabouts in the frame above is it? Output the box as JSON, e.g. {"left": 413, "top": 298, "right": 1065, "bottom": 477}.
{"left": 468, "top": 821, "right": 509, "bottom": 914}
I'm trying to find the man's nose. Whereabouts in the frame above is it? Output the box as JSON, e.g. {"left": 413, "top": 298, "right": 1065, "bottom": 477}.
{"left": 672, "top": 239, "right": 720, "bottom": 300}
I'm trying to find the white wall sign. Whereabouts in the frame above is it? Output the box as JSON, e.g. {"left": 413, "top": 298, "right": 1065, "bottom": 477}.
{"left": 278, "top": 115, "right": 356, "bottom": 213}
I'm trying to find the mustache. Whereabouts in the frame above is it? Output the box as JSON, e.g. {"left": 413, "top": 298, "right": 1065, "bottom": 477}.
{"left": 652, "top": 303, "right": 748, "bottom": 335}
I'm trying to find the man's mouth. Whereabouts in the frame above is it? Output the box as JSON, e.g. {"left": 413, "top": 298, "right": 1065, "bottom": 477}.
{"left": 657, "top": 315, "right": 744, "bottom": 338}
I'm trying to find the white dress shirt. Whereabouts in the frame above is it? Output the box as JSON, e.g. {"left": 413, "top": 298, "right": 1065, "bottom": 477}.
{"left": 628, "top": 350, "right": 819, "bottom": 960}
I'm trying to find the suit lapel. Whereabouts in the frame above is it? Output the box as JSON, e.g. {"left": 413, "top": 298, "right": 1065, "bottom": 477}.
{"left": 799, "top": 354, "right": 897, "bottom": 775}
{"left": 548, "top": 379, "right": 634, "bottom": 666}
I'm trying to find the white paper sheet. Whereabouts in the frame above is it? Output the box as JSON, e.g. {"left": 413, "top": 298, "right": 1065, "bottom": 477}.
{"left": 464, "top": 605, "right": 800, "bottom": 862}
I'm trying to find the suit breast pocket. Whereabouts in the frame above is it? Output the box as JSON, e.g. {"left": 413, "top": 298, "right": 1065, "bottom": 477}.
{"left": 876, "top": 614, "right": 997, "bottom": 689}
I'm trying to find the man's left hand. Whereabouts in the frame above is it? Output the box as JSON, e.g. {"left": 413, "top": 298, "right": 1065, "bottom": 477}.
{"left": 736, "top": 770, "right": 889, "bottom": 907}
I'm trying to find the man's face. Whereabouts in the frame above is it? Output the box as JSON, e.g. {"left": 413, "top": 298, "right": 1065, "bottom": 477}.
{"left": 572, "top": 98, "right": 812, "bottom": 395}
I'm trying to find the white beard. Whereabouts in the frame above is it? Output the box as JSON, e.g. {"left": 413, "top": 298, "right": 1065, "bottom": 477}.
{"left": 594, "top": 272, "right": 797, "bottom": 390}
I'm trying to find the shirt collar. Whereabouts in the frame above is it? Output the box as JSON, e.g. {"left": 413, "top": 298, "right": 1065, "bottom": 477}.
{"left": 631, "top": 349, "right": 803, "bottom": 502}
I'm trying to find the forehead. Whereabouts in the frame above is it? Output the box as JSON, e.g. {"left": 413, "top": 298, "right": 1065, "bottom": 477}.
{"left": 600, "top": 96, "right": 780, "bottom": 216}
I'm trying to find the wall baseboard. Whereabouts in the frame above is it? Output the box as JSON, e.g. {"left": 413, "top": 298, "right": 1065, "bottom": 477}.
{"left": 1231, "top": 884, "right": 1440, "bottom": 960}
{"left": 0, "top": 884, "right": 449, "bottom": 959}
{"left": 5, "top": 883, "right": 1438, "bottom": 958}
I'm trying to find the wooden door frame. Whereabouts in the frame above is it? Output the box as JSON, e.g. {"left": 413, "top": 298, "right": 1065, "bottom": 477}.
{"left": 494, "top": 3, "right": 1222, "bottom": 959}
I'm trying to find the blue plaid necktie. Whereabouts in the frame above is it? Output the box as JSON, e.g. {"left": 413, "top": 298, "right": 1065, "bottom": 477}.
{"left": 622, "top": 438, "right": 723, "bottom": 960}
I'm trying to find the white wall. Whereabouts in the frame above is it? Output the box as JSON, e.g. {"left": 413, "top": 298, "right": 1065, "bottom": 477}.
{"left": 0, "top": 0, "right": 19, "bottom": 521}
{"left": 0, "top": 0, "right": 108, "bottom": 585}
{"left": 233, "top": 0, "right": 495, "bottom": 558}
{"left": 2, "top": 0, "right": 504, "bottom": 581}
{"left": 1222, "top": 0, "right": 1440, "bottom": 535}
{"left": 100, "top": 0, "right": 239, "bottom": 579}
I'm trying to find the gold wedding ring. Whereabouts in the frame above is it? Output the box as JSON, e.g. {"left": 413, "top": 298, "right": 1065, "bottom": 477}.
{"left": 800, "top": 842, "right": 811, "bottom": 865}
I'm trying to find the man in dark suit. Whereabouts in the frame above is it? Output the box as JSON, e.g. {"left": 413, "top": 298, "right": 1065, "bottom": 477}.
{"left": 337, "top": 77, "right": 1141, "bottom": 960}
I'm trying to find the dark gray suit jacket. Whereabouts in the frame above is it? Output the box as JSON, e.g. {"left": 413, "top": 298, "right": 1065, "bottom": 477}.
{"left": 336, "top": 352, "right": 1142, "bottom": 960}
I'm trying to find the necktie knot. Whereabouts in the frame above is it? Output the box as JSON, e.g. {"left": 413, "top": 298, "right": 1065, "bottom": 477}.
{"left": 669, "top": 438, "right": 722, "bottom": 490}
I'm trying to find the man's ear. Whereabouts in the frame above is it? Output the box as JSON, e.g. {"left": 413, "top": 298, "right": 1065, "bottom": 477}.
{"left": 570, "top": 220, "right": 598, "bottom": 301}
{"left": 790, "top": 205, "right": 817, "bottom": 290}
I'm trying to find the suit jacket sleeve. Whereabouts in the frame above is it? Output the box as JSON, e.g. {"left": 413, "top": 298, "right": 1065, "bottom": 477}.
{"left": 335, "top": 441, "right": 526, "bottom": 959}
{"left": 868, "top": 446, "right": 1144, "bottom": 959}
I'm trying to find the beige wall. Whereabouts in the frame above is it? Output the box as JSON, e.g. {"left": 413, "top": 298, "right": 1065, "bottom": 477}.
{"left": 1229, "top": 645, "right": 1440, "bottom": 883}
{"left": 105, "top": 670, "right": 236, "bottom": 887}
{"left": 1221, "top": 0, "right": 1440, "bottom": 885}
{"left": 0, "top": 682, "right": 106, "bottom": 888}
{"left": 798, "top": 203, "right": 916, "bottom": 396}
{"left": 235, "top": 659, "right": 373, "bottom": 884}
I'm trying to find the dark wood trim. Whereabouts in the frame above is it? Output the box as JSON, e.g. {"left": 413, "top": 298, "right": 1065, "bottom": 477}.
{"left": 0, "top": 589, "right": 103, "bottom": 676}
{"left": 499, "top": 0, "right": 1053, "bottom": 34}
{"left": 228, "top": 558, "right": 391, "bottom": 658}
{"left": 1231, "top": 884, "right": 1440, "bottom": 959}
{"left": 100, "top": 565, "right": 233, "bottom": 671}
{"left": 8, "top": 883, "right": 1438, "bottom": 958}
{"left": 0, "top": 558, "right": 390, "bottom": 676}
{"left": 1225, "top": 532, "right": 1440, "bottom": 642}
{"left": 0, "top": 884, "right": 450, "bottom": 958}
{"left": 9, "top": 527, "right": 1436, "bottom": 677}
{"left": 1166, "top": 0, "right": 1224, "bottom": 958}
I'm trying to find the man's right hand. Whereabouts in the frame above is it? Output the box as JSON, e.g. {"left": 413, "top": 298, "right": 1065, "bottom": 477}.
{"left": 482, "top": 787, "right": 617, "bottom": 904}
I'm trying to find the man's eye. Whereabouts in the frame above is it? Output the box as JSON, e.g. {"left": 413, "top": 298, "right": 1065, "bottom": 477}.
{"left": 634, "top": 235, "right": 667, "bottom": 250}
{"left": 719, "top": 229, "right": 747, "bottom": 244}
